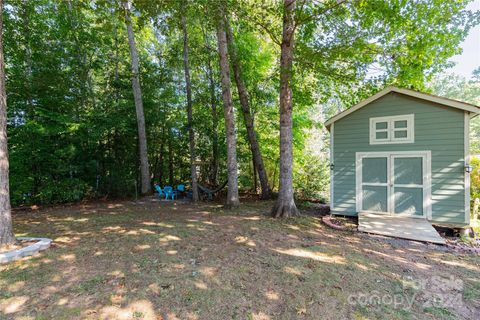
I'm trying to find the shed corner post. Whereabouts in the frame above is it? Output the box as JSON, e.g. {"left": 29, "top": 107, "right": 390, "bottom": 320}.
{"left": 329, "top": 123, "right": 335, "bottom": 211}
{"left": 464, "top": 112, "right": 471, "bottom": 225}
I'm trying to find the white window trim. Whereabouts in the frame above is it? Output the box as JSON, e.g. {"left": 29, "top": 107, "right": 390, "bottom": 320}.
{"left": 369, "top": 114, "right": 414, "bottom": 145}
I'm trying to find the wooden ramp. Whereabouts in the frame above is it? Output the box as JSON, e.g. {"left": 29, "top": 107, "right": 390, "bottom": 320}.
{"left": 358, "top": 212, "right": 446, "bottom": 245}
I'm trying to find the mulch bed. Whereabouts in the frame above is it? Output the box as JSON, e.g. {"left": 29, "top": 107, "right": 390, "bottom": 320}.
{"left": 445, "top": 238, "right": 480, "bottom": 254}
{"left": 321, "top": 215, "right": 357, "bottom": 231}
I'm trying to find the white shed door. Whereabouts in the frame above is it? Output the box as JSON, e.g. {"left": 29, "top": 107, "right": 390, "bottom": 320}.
{"left": 357, "top": 152, "right": 430, "bottom": 217}
{"left": 361, "top": 157, "right": 389, "bottom": 213}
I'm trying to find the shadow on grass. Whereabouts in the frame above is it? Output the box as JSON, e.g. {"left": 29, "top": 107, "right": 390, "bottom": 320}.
{"left": 1, "top": 198, "right": 479, "bottom": 319}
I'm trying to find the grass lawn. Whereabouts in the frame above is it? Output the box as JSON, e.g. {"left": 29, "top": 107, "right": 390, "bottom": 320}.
{"left": 1, "top": 198, "right": 479, "bottom": 319}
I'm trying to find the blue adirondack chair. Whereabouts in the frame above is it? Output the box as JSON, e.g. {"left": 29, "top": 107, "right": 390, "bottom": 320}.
{"left": 163, "top": 186, "right": 177, "bottom": 200}
{"left": 176, "top": 184, "right": 186, "bottom": 198}
{"left": 154, "top": 184, "right": 165, "bottom": 199}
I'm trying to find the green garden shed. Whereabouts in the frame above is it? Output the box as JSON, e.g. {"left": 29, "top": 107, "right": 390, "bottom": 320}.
{"left": 325, "top": 87, "right": 480, "bottom": 233}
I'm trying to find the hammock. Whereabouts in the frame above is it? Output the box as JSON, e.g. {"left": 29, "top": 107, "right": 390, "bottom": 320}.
{"left": 197, "top": 180, "right": 228, "bottom": 200}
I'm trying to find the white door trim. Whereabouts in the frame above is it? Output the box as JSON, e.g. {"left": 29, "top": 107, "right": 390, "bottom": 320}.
{"left": 330, "top": 123, "right": 334, "bottom": 209}
{"left": 356, "top": 151, "right": 432, "bottom": 219}
{"left": 464, "top": 112, "right": 471, "bottom": 224}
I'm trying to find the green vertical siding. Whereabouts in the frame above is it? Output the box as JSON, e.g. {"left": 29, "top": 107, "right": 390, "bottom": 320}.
{"left": 332, "top": 92, "right": 467, "bottom": 225}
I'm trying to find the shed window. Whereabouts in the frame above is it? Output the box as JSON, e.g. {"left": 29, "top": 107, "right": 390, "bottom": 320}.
{"left": 369, "top": 115, "right": 414, "bottom": 144}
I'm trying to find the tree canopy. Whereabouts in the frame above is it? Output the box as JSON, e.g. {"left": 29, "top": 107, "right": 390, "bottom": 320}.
{"left": 1, "top": 0, "right": 478, "bottom": 206}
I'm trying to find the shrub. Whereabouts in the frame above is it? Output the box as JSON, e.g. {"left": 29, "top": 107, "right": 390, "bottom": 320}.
{"left": 470, "top": 157, "right": 480, "bottom": 217}
{"left": 293, "top": 155, "right": 329, "bottom": 202}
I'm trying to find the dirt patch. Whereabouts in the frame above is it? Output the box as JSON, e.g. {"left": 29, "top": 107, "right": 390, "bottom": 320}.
{"left": 445, "top": 239, "right": 480, "bottom": 255}
{"left": 299, "top": 202, "right": 330, "bottom": 216}
{"left": 1, "top": 198, "right": 479, "bottom": 319}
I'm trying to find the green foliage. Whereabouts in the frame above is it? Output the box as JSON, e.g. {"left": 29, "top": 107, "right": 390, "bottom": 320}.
{"left": 469, "top": 157, "right": 480, "bottom": 206}
{"left": 293, "top": 155, "right": 329, "bottom": 201}
{"left": 32, "top": 179, "right": 91, "bottom": 204}
{"left": 2, "top": 0, "right": 477, "bottom": 205}
{"left": 429, "top": 73, "right": 480, "bottom": 153}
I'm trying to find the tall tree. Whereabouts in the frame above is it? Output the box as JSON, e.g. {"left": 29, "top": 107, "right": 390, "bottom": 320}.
{"left": 201, "top": 24, "right": 219, "bottom": 186}
{"left": 0, "top": 0, "right": 475, "bottom": 208}
{"left": 207, "top": 48, "right": 220, "bottom": 186}
{"left": 225, "top": 16, "right": 271, "bottom": 199}
{"left": 271, "top": 0, "right": 298, "bottom": 217}
{"left": 0, "top": 0, "right": 15, "bottom": 247}
{"left": 123, "top": 0, "right": 151, "bottom": 194}
{"left": 216, "top": 10, "right": 240, "bottom": 208}
{"left": 182, "top": 7, "right": 199, "bottom": 202}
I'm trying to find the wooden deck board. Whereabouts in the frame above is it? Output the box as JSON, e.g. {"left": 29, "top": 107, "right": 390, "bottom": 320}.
{"left": 358, "top": 212, "right": 446, "bottom": 245}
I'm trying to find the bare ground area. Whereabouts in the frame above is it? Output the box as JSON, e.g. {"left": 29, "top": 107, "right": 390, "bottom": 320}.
{"left": 1, "top": 198, "right": 479, "bottom": 320}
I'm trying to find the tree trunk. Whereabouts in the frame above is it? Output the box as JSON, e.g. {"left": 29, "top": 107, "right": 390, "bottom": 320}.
{"left": 157, "top": 125, "right": 165, "bottom": 185}
{"left": 0, "top": 0, "right": 16, "bottom": 247}
{"left": 201, "top": 23, "right": 219, "bottom": 186}
{"left": 21, "top": 0, "right": 33, "bottom": 117}
{"left": 123, "top": 0, "right": 151, "bottom": 194}
{"left": 208, "top": 65, "right": 219, "bottom": 186}
{"left": 182, "top": 12, "right": 199, "bottom": 202}
{"left": 271, "top": 0, "right": 299, "bottom": 218}
{"left": 253, "top": 156, "right": 258, "bottom": 193}
{"left": 216, "top": 15, "right": 240, "bottom": 208}
{"left": 168, "top": 131, "right": 174, "bottom": 186}
{"left": 157, "top": 146, "right": 164, "bottom": 186}
{"left": 225, "top": 17, "right": 271, "bottom": 200}
{"left": 272, "top": 160, "right": 278, "bottom": 191}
